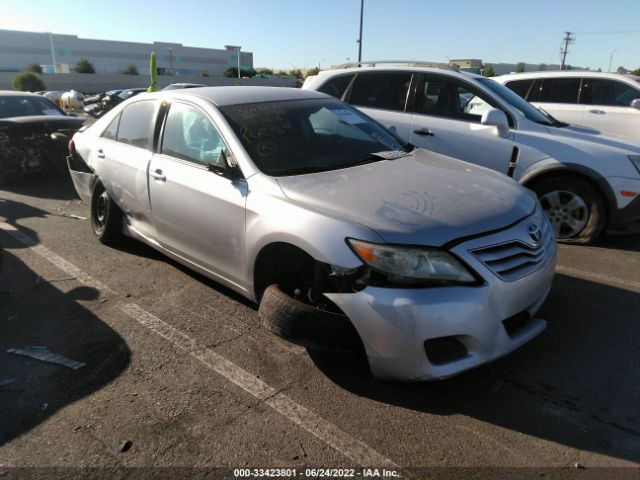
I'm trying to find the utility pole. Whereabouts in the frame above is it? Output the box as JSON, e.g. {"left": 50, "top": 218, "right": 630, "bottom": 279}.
{"left": 357, "top": 0, "right": 364, "bottom": 64}
{"left": 560, "top": 31, "right": 574, "bottom": 70}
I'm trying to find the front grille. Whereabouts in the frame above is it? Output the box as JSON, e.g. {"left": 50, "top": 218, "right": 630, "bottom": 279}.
{"left": 470, "top": 219, "right": 555, "bottom": 282}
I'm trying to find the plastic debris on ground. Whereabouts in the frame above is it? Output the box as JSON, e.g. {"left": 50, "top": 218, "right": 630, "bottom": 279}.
{"left": 7, "top": 346, "right": 86, "bottom": 370}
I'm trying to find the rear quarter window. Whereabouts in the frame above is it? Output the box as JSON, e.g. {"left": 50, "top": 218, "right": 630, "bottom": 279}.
{"left": 538, "top": 78, "right": 580, "bottom": 103}
{"left": 504, "top": 79, "right": 534, "bottom": 99}
{"left": 349, "top": 72, "right": 412, "bottom": 112}
{"left": 318, "top": 74, "right": 354, "bottom": 99}
{"left": 116, "top": 101, "right": 156, "bottom": 150}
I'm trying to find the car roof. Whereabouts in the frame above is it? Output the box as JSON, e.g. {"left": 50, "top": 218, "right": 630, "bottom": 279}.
{"left": 0, "top": 90, "right": 42, "bottom": 97}
{"left": 494, "top": 71, "right": 640, "bottom": 81}
{"left": 150, "top": 86, "right": 329, "bottom": 106}
{"left": 313, "top": 66, "right": 484, "bottom": 81}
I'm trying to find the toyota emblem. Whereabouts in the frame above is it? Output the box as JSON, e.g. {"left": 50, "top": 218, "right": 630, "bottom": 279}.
{"left": 528, "top": 224, "right": 542, "bottom": 244}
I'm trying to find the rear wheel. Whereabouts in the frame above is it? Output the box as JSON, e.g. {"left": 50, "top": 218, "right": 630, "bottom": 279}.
{"left": 531, "top": 177, "right": 606, "bottom": 244}
{"left": 90, "top": 181, "right": 123, "bottom": 243}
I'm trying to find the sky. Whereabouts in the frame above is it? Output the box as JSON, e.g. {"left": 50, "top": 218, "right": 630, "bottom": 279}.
{"left": 1, "top": 0, "right": 639, "bottom": 72}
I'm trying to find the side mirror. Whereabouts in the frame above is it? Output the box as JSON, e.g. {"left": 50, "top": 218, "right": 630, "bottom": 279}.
{"left": 631, "top": 99, "right": 640, "bottom": 110}
{"left": 481, "top": 108, "right": 510, "bottom": 138}
{"left": 208, "top": 149, "right": 241, "bottom": 180}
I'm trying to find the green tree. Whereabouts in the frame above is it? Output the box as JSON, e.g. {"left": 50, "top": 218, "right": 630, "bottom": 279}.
{"left": 26, "top": 63, "right": 43, "bottom": 74}
{"left": 516, "top": 62, "right": 525, "bottom": 73}
{"left": 123, "top": 64, "right": 138, "bottom": 75}
{"left": 482, "top": 66, "right": 495, "bottom": 77}
{"left": 305, "top": 67, "right": 320, "bottom": 78}
{"left": 288, "top": 68, "right": 303, "bottom": 79}
{"left": 12, "top": 72, "right": 46, "bottom": 92}
{"left": 616, "top": 66, "right": 626, "bottom": 74}
{"left": 73, "top": 58, "right": 95, "bottom": 73}
{"left": 199, "top": 70, "right": 210, "bottom": 77}
{"left": 223, "top": 67, "right": 257, "bottom": 78}
{"left": 256, "top": 67, "right": 274, "bottom": 74}
{"left": 632, "top": 68, "right": 640, "bottom": 76}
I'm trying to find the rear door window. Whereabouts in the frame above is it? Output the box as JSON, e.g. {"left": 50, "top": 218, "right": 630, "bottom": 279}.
{"left": 538, "top": 78, "right": 580, "bottom": 103}
{"left": 349, "top": 72, "right": 412, "bottom": 112}
{"left": 116, "top": 101, "right": 156, "bottom": 150}
{"left": 580, "top": 78, "right": 640, "bottom": 106}
{"left": 318, "top": 74, "right": 354, "bottom": 100}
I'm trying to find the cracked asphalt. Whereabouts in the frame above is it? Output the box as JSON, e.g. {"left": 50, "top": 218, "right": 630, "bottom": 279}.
{"left": 0, "top": 174, "right": 639, "bottom": 479}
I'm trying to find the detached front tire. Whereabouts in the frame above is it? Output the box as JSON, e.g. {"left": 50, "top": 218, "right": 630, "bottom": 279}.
{"left": 258, "top": 284, "right": 362, "bottom": 353}
{"left": 90, "top": 181, "right": 123, "bottom": 243}
{"left": 531, "top": 177, "right": 606, "bottom": 244}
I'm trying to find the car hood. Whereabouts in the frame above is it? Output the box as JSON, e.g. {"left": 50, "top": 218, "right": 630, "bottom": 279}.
{"left": 543, "top": 124, "right": 640, "bottom": 155}
{"left": 0, "top": 115, "right": 85, "bottom": 129}
{"left": 276, "top": 149, "right": 536, "bottom": 246}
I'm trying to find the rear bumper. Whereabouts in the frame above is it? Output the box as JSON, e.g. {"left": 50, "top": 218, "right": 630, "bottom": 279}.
{"left": 67, "top": 154, "right": 96, "bottom": 204}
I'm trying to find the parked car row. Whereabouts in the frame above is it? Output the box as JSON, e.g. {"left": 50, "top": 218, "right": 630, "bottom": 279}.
{"left": 8, "top": 64, "right": 637, "bottom": 382}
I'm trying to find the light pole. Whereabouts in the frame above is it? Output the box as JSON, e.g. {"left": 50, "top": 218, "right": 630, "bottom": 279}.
{"left": 357, "top": 0, "right": 364, "bottom": 63}
{"left": 167, "top": 47, "right": 174, "bottom": 75}
{"left": 318, "top": 58, "right": 326, "bottom": 70}
{"left": 226, "top": 45, "right": 242, "bottom": 79}
{"left": 47, "top": 32, "right": 56, "bottom": 72}
{"left": 608, "top": 49, "right": 617, "bottom": 73}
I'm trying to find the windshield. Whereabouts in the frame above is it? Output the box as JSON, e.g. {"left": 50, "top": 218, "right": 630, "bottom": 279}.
{"left": 477, "top": 78, "right": 555, "bottom": 126}
{"left": 0, "top": 95, "right": 65, "bottom": 119}
{"left": 219, "top": 98, "right": 406, "bottom": 176}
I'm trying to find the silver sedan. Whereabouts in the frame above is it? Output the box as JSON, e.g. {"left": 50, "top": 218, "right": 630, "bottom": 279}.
{"left": 68, "top": 87, "right": 556, "bottom": 381}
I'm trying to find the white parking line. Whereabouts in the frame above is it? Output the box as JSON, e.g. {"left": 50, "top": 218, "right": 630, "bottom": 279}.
{"left": 0, "top": 221, "right": 398, "bottom": 468}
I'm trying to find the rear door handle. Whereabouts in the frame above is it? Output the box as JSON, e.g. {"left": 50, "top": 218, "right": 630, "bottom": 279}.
{"left": 588, "top": 109, "right": 605, "bottom": 114}
{"left": 96, "top": 149, "right": 105, "bottom": 159}
{"left": 413, "top": 129, "right": 434, "bottom": 136}
{"left": 150, "top": 169, "right": 166, "bottom": 181}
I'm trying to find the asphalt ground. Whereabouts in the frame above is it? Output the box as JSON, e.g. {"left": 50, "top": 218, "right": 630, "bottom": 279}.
{"left": 0, "top": 173, "right": 639, "bottom": 480}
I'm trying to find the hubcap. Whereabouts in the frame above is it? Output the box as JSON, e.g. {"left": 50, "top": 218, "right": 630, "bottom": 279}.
{"left": 539, "top": 190, "right": 588, "bottom": 238}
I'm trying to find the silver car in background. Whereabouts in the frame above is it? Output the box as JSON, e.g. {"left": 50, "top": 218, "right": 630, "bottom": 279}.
{"left": 67, "top": 87, "right": 556, "bottom": 381}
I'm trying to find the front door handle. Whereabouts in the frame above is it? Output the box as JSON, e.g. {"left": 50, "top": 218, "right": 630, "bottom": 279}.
{"left": 150, "top": 169, "right": 166, "bottom": 181}
{"left": 96, "top": 149, "right": 105, "bottom": 159}
{"left": 413, "top": 129, "right": 434, "bottom": 137}
{"left": 588, "top": 109, "right": 605, "bottom": 114}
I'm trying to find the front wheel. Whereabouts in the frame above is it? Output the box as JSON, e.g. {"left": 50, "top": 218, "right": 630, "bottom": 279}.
{"left": 531, "top": 177, "right": 606, "bottom": 244}
{"left": 90, "top": 181, "right": 123, "bottom": 243}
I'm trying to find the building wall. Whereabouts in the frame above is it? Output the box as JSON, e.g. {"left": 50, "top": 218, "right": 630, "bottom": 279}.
{"left": 0, "top": 29, "right": 253, "bottom": 77}
{"left": 0, "top": 72, "right": 297, "bottom": 93}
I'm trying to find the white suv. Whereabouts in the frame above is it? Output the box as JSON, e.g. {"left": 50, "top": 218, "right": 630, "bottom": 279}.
{"left": 303, "top": 65, "right": 640, "bottom": 243}
{"left": 493, "top": 71, "right": 640, "bottom": 141}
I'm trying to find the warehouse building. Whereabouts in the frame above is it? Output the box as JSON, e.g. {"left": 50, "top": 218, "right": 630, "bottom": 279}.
{"left": 0, "top": 28, "right": 253, "bottom": 76}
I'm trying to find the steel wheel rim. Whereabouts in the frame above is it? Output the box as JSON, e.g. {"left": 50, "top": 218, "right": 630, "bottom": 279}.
{"left": 539, "top": 189, "right": 588, "bottom": 238}
{"left": 95, "top": 191, "right": 108, "bottom": 230}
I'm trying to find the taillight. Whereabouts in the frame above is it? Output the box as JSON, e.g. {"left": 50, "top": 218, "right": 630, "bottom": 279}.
{"left": 68, "top": 139, "right": 75, "bottom": 155}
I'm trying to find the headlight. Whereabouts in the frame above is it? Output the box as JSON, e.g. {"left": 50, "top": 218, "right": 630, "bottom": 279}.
{"left": 347, "top": 239, "right": 477, "bottom": 286}
{"left": 629, "top": 155, "right": 640, "bottom": 175}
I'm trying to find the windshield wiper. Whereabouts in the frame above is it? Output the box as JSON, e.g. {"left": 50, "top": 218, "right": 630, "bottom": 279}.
{"left": 347, "top": 150, "right": 411, "bottom": 167}
{"left": 268, "top": 165, "right": 335, "bottom": 176}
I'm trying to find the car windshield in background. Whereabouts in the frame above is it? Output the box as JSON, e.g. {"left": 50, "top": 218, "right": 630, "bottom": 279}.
{"left": 219, "top": 98, "right": 406, "bottom": 176}
{"left": 478, "top": 78, "right": 555, "bottom": 126}
{"left": 0, "top": 96, "right": 65, "bottom": 119}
